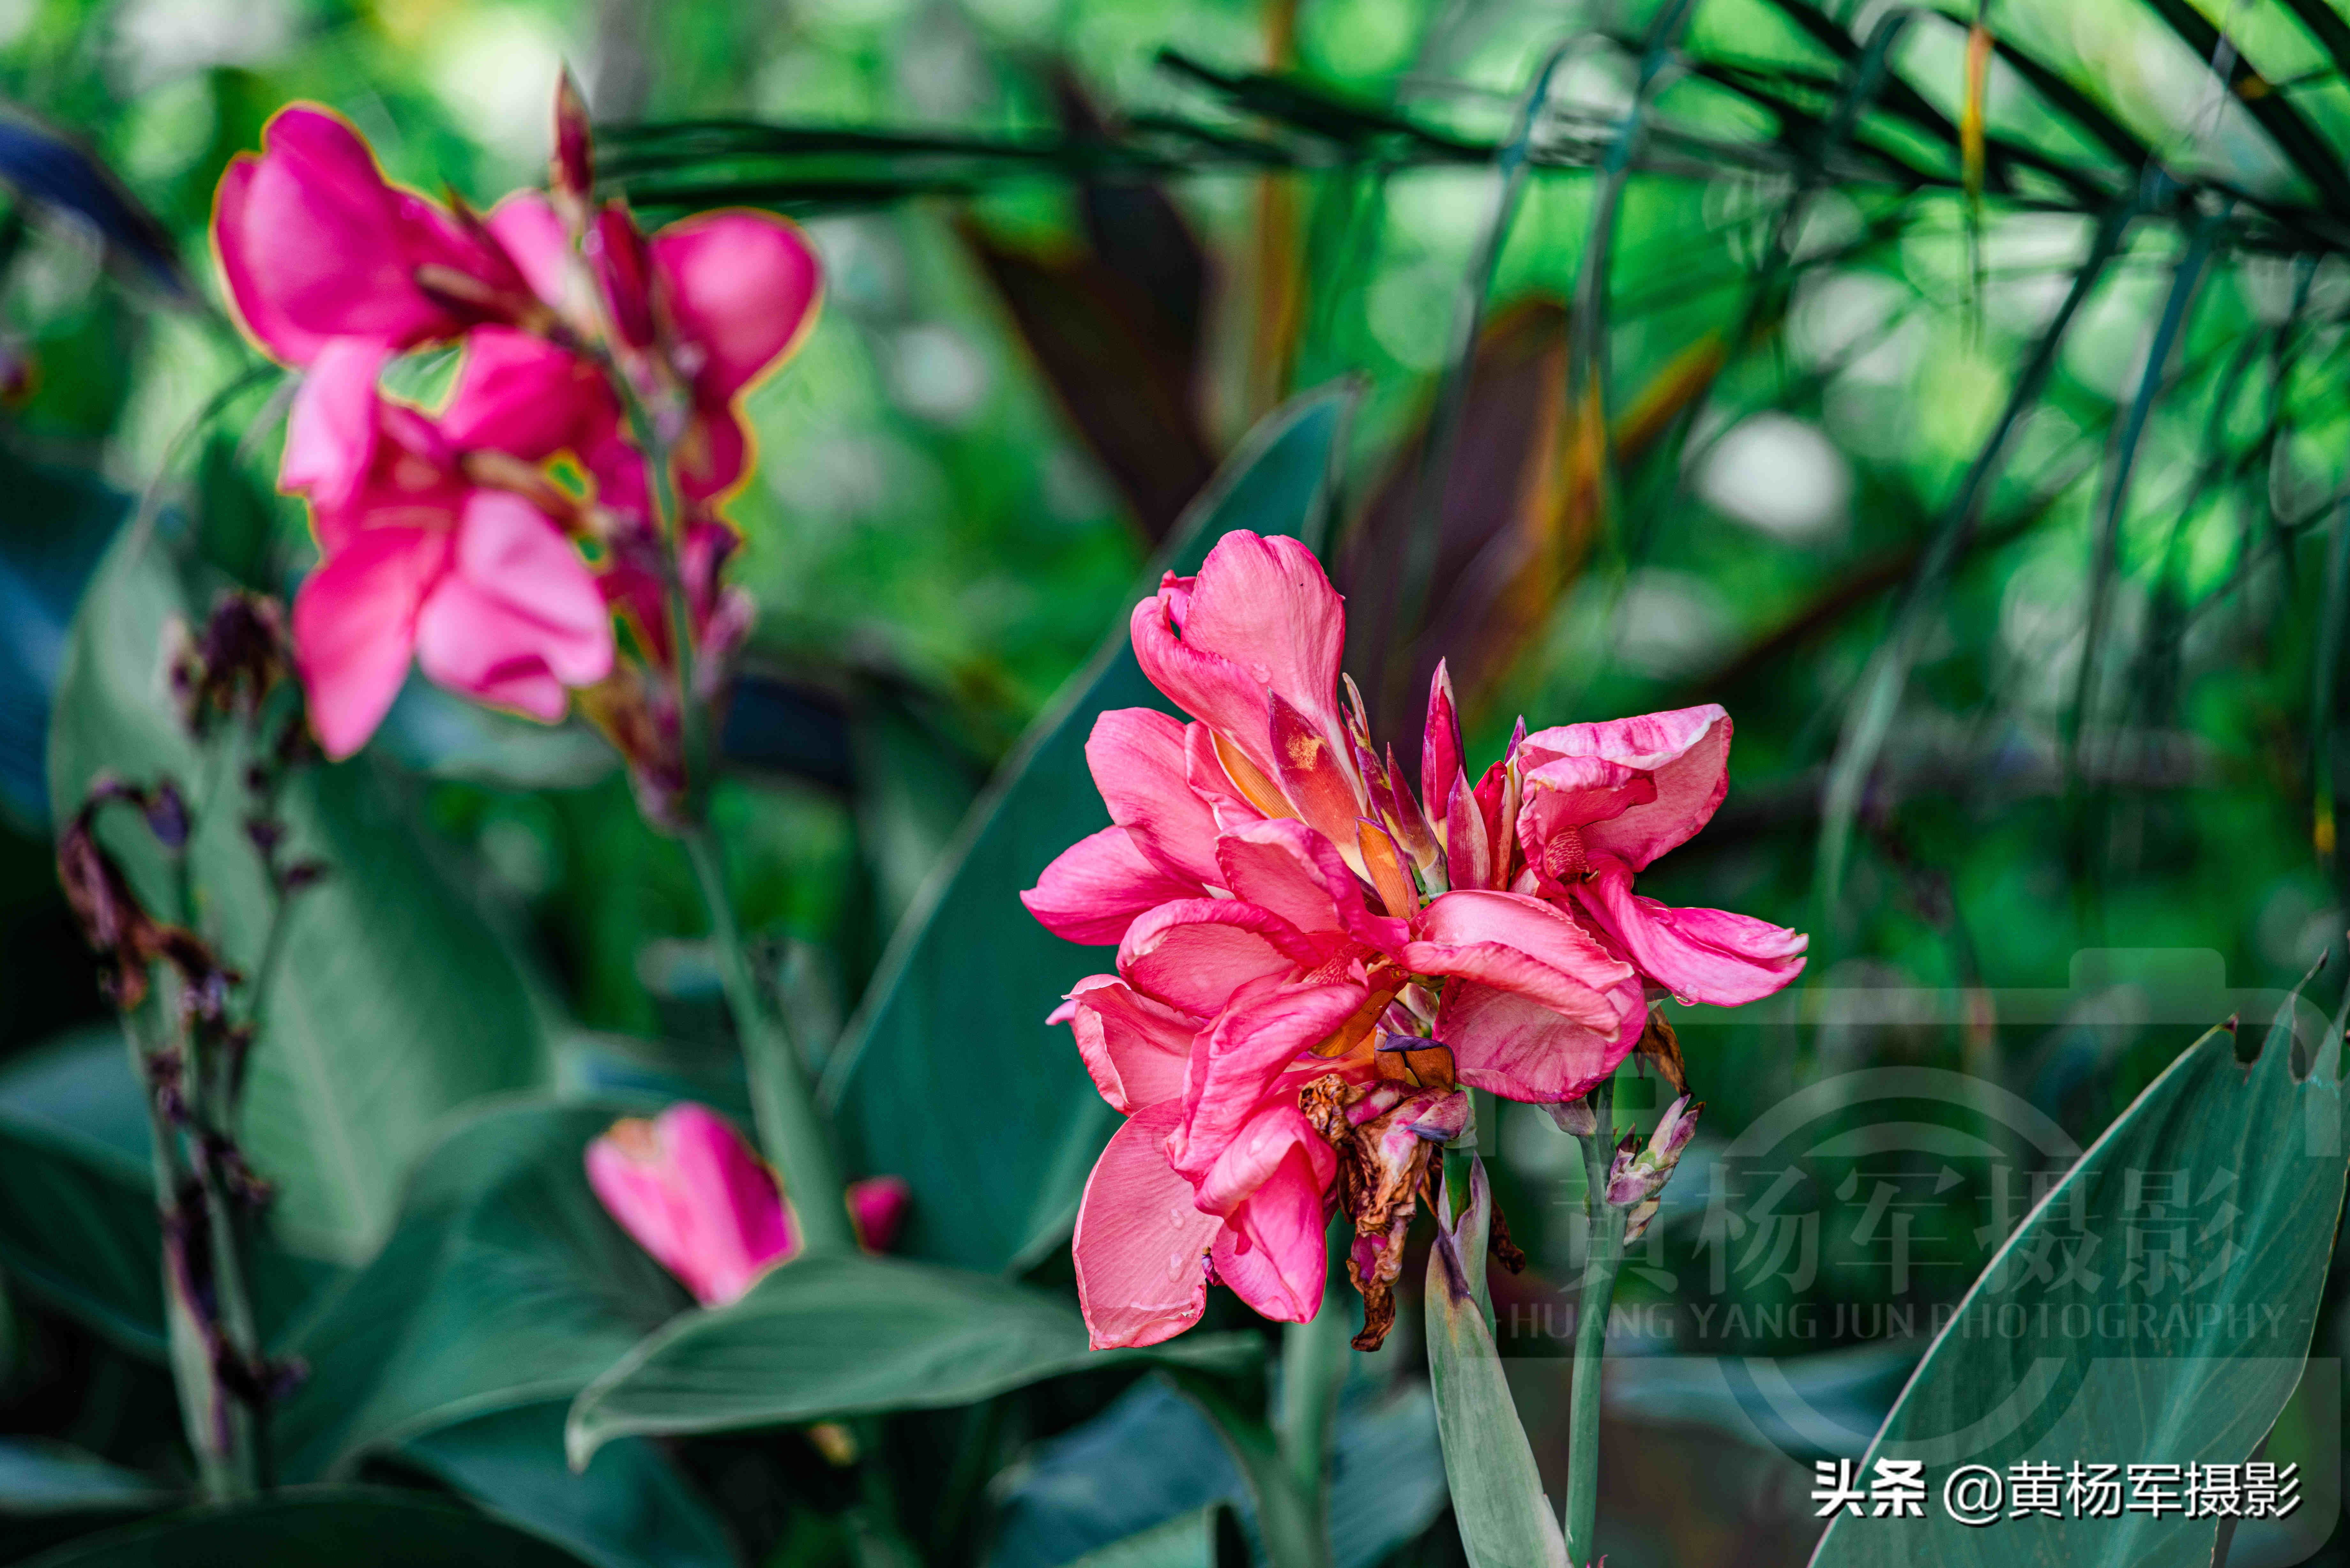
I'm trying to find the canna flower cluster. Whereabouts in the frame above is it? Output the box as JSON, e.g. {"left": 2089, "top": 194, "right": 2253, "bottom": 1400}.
{"left": 211, "top": 78, "right": 818, "bottom": 812}
{"left": 1024, "top": 531, "right": 1805, "bottom": 1350}
{"left": 587, "top": 1103, "right": 910, "bottom": 1307}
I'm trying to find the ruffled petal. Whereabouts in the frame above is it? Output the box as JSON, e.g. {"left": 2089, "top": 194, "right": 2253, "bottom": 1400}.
{"left": 1516, "top": 705, "right": 1731, "bottom": 871}
{"left": 1402, "top": 888, "right": 1634, "bottom": 1029}
{"left": 1088, "top": 707, "right": 1225, "bottom": 888}
{"left": 412, "top": 491, "right": 612, "bottom": 721}
{"left": 291, "top": 524, "right": 447, "bottom": 760}
{"left": 1116, "top": 898, "right": 1318, "bottom": 1017}
{"left": 1573, "top": 859, "right": 1807, "bottom": 1005}
{"left": 1021, "top": 827, "right": 1201, "bottom": 948}
{"left": 438, "top": 327, "right": 612, "bottom": 460}
{"left": 1061, "top": 975, "right": 1198, "bottom": 1114}
{"left": 1204, "top": 1119, "right": 1332, "bottom": 1325}
{"left": 1072, "top": 1102, "right": 1220, "bottom": 1349}
{"left": 1435, "top": 978, "right": 1644, "bottom": 1102}
{"left": 1168, "top": 978, "right": 1365, "bottom": 1188}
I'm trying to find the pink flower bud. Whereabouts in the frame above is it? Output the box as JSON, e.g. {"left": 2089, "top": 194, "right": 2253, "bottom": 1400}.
{"left": 551, "top": 70, "right": 595, "bottom": 215}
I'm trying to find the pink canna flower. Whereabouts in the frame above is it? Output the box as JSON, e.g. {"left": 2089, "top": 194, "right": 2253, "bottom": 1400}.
{"left": 282, "top": 339, "right": 614, "bottom": 758}
{"left": 212, "top": 106, "right": 542, "bottom": 367}
{"left": 586, "top": 1103, "right": 911, "bottom": 1307}
{"left": 1026, "top": 528, "right": 1807, "bottom": 1351}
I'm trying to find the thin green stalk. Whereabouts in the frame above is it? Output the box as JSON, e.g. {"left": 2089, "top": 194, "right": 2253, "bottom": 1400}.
{"left": 1563, "top": 1078, "right": 1622, "bottom": 1566}
{"left": 1271, "top": 1219, "right": 1351, "bottom": 1566}
{"left": 683, "top": 825, "right": 856, "bottom": 1255}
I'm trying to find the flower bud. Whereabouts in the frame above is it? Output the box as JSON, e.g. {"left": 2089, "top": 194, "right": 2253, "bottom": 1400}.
{"left": 551, "top": 69, "right": 596, "bottom": 219}
{"left": 1603, "top": 1094, "right": 1702, "bottom": 1214}
{"left": 1544, "top": 1098, "right": 1598, "bottom": 1137}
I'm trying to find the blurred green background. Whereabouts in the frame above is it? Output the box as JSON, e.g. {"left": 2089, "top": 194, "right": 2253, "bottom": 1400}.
{"left": 6, "top": 0, "right": 2350, "bottom": 1561}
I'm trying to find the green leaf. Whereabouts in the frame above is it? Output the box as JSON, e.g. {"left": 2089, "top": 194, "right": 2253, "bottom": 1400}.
{"left": 0, "top": 1026, "right": 333, "bottom": 1358}
{"left": 271, "top": 1100, "right": 688, "bottom": 1481}
{"left": 15, "top": 1487, "right": 591, "bottom": 1568}
{"left": 1063, "top": 1504, "right": 1242, "bottom": 1568}
{"left": 399, "top": 1403, "right": 734, "bottom": 1568}
{"left": 1810, "top": 999, "right": 2350, "bottom": 1567}
{"left": 1422, "top": 1162, "right": 1567, "bottom": 1568}
{"left": 565, "top": 1250, "right": 1258, "bottom": 1465}
{"left": 0, "top": 1437, "right": 168, "bottom": 1514}
{"left": 820, "top": 387, "right": 1349, "bottom": 1272}
{"left": 45, "top": 528, "right": 550, "bottom": 1264}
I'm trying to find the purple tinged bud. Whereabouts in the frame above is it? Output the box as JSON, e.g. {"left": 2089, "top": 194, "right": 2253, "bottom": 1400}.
{"left": 1405, "top": 1089, "right": 1471, "bottom": 1142}
{"left": 1622, "top": 1197, "right": 1662, "bottom": 1245}
{"left": 1545, "top": 1098, "right": 1598, "bottom": 1137}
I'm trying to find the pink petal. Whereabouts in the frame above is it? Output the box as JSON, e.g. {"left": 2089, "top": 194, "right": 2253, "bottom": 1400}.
{"left": 1517, "top": 705, "right": 1731, "bottom": 871}
{"left": 675, "top": 400, "right": 750, "bottom": 501}
{"left": 1021, "top": 827, "right": 1202, "bottom": 948}
{"left": 1130, "top": 531, "right": 1347, "bottom": 786}
{"left": 1213, "top": 817, "right": 1405, "bottom": 955}
{"left": 279, "top": 338, "right": 387, "bottom": 509}
{"left": 1435, "top": 978, "right": 1643, "bottom": 1102}
{"left": 1403, "top": 888, "right": 1634, "bottom": 1029}
{"left": 1088, "top": 708, "right": 1225, "bottom": 888}
{"left": 1116, "top": 898, "right": 1318, "bottom": 1018}
{"left": 1572, "top": 860, "right": 1807, "bottom": 1005}
{"left": 585, "top": 1104, "right": 794, "bottom": 1308}
{"left": 1168, "top": 980, "right": 1364, "bottom": 1190}
{"left": 1062, "top": 975, "right": 1198, "bottom": 1114}
{"left": 1073, "top": 1102, "right": 1221, "bottom": 1349}
{"left": 848, "top": 1175, "right": 912, "bottom": 1253}
{"left": 485, "top": 190, "right": 574, "bottom": 312}
{"left": 212, "top": 158, "right": 327, "bottom": 364}
{"left": 439, "top": 328, "right": 613, "bottom": 459}
{"left": 412, "top": 491, "right": 613, "bottom": 722}
{"left": 292, "top": 525, "right": 448, "bottom": 760}
{"left": 1204, "top": 1121, "right": 1331, "bottom": 1325}
{"left": 651, "top": 209, "right": 823, "bottom": 402}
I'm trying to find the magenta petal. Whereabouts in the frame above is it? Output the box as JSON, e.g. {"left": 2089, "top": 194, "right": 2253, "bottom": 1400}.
{"left": 1021, "top": 827, "right": 1202, "bottom": 948}
{"left": 486, "top": 190, "right": 574, "bottom": 312}
{"left": 412, "top": 491, "right": 613, "bottom": 721}
{"left": 1088, "top": 708, "right": 1225, "bottom": 888}
{"left": 1214, "top": 817, "right": 1405, "bottom": 954}
{"left": 1436, "top": 978, "right": 1643, "bottom": 1102}
{"left": 213, "top": 158, "right": 328, "bottom": 364}
{"left": 279, "top": 338, "right": 388, "bottom": 508}
{"left": 1062, "top": 975, "right": 1198, "bottom": 1114}
{"left": 651, "top": 210, "right": 822, "bottom": 402}
{"left": 1403, "top": 888, "right": 1634, "bottom": 1029}
{"left": 1168, "top": 979, "right": 1365, "bottom": 1188}
{"left": 439, "top": 328, "right": 612, "bottom": 459}
{"left": 1073, "top": 1101, "right": 1220, "bottom": 1349}
{"left": 1130, "top": 531, "right": 1347, "bottom": 782}
{"left": 292, "top": 525, "right": 447, "bottom": 760}
{"left": 1573, "top": 860, "right": 1807, "bottom": 1005}
{"left": 1116, "top": 898, "right": 1319, "bottom": 1017}
{"left": 1517, "top": 705, "right": 1731, "bottom": 871}
{"left": 585, "top": 1103, "right": 794, "bottom": 1308}
{"left": 1204, "top": 1122, "right": 1330, "bottom": 1324}
{"left": 847, "top": 1175, "right": 912, "bottom": 1253}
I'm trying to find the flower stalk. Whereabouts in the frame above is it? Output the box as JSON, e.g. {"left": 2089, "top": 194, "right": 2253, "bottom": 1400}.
{"left": 1563, "top": 1071, "right": 1624, "bottom": 1565}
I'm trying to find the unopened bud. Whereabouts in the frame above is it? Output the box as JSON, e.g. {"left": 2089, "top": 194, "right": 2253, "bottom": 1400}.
{"left": 1545, "top": 1098, "right": 1597, "bottom": 1137}
{"left": 1604, "top": 1094, "right": 1702, "bottom": 1214}
{"left": 585, "top": 204, "right": 656, "bottom": 349}
{"left": 552, "top": 69, "right": 595, "bottom": 215}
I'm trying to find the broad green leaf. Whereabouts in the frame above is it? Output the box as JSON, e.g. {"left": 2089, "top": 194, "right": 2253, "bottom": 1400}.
{"left": 272, "top": 1099, "right": 687, "bottom": 1481}
{"left": 565, "top": 1250, "right": 1258, "bottom": 1464}
{"left": 400, "top": 1403, "right": 733, "bottom": 1568}
{"left": 1810, "top": 1003, "right": 2350, "bottom": 1568}
{"left": 0, "top": 1437, "right": 167, "bottom": 1513}
{"left": 822, "top": 387, "right": 1350, "bottom": 1271}
{"left": 1063, "top": 1504, "right": 1240, "bottom": 1568}
{"left": 1423, "top": 1161, "right": 1568, "bottom": 1568}
{"left": 16, "top": 1487, "right": 590, "bottom": 1567}
{"left": 45, "top": 528, "right": 550, "bottom": 1263}
{"left": 0, "top": 1027, "right": 333, "bottom": 1358}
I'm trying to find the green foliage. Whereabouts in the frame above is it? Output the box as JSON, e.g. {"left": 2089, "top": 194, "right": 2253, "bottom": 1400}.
{"left": 1812, "top": 995, "right": 2349, "bottom": 1566}
{"left": 270, "top": 1101, "right": 687, "bottom": 1482}
{"left": 821, "top": 387, "right": 1349, "bottom": 1270}
{"left": 15, "top": 1488, "right": 593, "bottom": 1568}
{"left": 1062, "top": 1503, "right": 1243, "bottom": 1567}
{"left": 566, "top": 1249, "right": 1257, "bottom": 1464}
{"left": 46, "top": 531, "right": 550, "bottom": 1263}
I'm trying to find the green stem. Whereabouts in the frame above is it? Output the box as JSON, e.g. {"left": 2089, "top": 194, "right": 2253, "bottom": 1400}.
{"left": 682, "top": 825, "right": 856, "bottom": 1255}
{"left": 1271, "top": 1220, "right": 1350, "bottom": 1568}
{"left": 1564, "top": 1080, "right": 1624, "bottom": 1567}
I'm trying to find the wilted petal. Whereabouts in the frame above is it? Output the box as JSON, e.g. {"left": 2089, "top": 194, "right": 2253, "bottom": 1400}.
{"left": 1573, "top": 859, "right": 1807, "bottom": 1005}
{"left": 1062, "top": 974, "right": 1199, "bottom": 1114}
{"left": 1403, "top": 888, "right": 1634, "bottom": 1029}
{"left": 413, "top": 490, "right": 613, "bottom": 721}
{"left": 1022, "top": 828, "right": 1201, "bottom": 948}
{"left": 1073, "top": 1101, "right": 1220, "bottom": 1349}
{"left": 292, "top": 524, "right": 447, "bottom": 760}
{"left": 1517, "top": 705, "right": 1731, "bottom": 871}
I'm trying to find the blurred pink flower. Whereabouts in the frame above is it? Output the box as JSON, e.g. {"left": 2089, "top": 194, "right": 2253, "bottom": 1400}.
{"left": 282, "top": 339, "right": 613, "bottom": 759}
{"left": 586, "top": 1104, "right": 911, "bottom": 1307}
{"left": 211, "top": 106, "right": 537, "bottom": 367}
